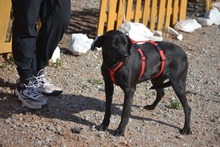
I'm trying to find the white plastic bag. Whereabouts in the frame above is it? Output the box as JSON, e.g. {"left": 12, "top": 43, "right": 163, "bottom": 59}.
{"left": 204, "top": 7, "right": 220, "bottom": 25}
{"left": 174, "top": 19, "right": 201, "bottom": 33}
{"left": 50, "top": 46, "right": 60, "bottom": 63}
{"left": 68, "top": 33, "right": 94, "bottom": 55}
{"left": 119, "top": 22, "right": 163, "bottom": 42}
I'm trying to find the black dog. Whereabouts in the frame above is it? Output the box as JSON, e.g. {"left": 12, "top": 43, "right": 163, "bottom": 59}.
{"left": 92, "top": 30, "right": 192, "bottom": 136}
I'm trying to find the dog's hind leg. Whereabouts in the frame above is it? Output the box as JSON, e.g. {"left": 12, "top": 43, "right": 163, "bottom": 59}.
{"left": 170, "top": 64, "right": 192, "bottom": 135}
{"left": 171, "top": 79, "right": 192, "bottom": 135}
{"left": 144, "top": 78, "right": 166, "bottom": 110}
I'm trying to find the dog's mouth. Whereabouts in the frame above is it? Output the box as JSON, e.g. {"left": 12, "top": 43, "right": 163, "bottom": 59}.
{"left": 103, "top": 48, "right": 129, "bottom": 67}
{"left": 115, "top": 53, "right": 128, "bottom": 62}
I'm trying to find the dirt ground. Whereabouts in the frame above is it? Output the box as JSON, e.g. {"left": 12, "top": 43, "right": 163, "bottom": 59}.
{"left": 0, "top": 1, "right": 220, "bottom": 146}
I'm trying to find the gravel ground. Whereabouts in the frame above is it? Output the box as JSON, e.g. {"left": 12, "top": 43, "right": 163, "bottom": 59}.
{"left": 0, "top": 1, "right": 220, "bottom": 146}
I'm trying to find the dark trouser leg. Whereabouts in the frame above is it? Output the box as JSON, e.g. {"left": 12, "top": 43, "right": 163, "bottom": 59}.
{"left": 12, "top": 0, "right": 42, "bottom": 82}
{"left": 12, "top": 0, "right": 71, "bottom": 81}
{"left": 36, "top": 0, "right": 71, "bottom": 72}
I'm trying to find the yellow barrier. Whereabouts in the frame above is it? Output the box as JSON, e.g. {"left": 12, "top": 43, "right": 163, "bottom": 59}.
{"left": 97, "top": 0, "right": 189, "bottom": 35}
{"left": 0, "top": 0, "right": 215, "bottom": 54}
{"left": 0, "top": 0, "right": 12, "bottom": 54}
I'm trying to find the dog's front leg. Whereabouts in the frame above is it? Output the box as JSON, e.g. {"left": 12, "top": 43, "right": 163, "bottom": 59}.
{"left": 113, "top": 87, "right": 135, "bottom": 136}
{"left": 96, "top": 81, "right": 114, "bottom": 131}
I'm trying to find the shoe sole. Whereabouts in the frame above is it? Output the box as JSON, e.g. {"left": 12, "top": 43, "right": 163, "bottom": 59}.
{"left": 41, "top": 90, "right": 63, "bottom": 97}
{"left": 15, "top": 89, "right": 48, "bottom": 110}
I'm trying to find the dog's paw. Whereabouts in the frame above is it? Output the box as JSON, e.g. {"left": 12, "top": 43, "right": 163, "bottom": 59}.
{"left": 113, "top": 129, "right": 125, "bottom": 136}
{"left": 144, "top": 105, "right": 155, "bottom": 110}
{"left": 96, "top": 124, "right": 108, "bottom": 131}
{"left": 179, "top": 128, "right": 192, "bottom": 135}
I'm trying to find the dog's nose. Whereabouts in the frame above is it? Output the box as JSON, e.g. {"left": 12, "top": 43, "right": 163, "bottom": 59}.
{"left": 122, "top": 53, "right": 129, "bottom": 60}
{"left": 124, "top": 53, "right": 128, "bottom": 57}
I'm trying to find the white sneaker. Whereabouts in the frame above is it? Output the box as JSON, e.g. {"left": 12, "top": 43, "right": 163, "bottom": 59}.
{"left": 34, "top": 69, "right": 63, "bottom": 96}
{"left": 15, "top": 79, "right": 48, "bottom": 109}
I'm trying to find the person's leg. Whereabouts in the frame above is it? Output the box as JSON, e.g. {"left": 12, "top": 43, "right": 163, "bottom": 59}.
{"left": 36, "top": 0, "right": 71, "bottom": 72}
{"left": 12, "top": 0, "right": 43, "bottom": 82}
{"left": 12, "top": 0, "right": 48, "bottom": 109}
{"left": 34, "top": 0, "right": 71, "bottom": 96}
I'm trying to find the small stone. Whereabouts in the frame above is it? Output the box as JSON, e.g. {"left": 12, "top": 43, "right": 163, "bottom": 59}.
{"left": 176, "top": 135, "right": 184, "bottom": 139}
{"left": 71, "top": 126, "right": 83, "bottom": 134}
{"left": 90, "top": 125, "right": 96, "bottom": 131}
{"left": 97, "top": 132, "right": 105, "bottom": 138}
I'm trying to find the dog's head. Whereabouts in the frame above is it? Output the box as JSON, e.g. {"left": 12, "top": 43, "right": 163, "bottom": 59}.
{"left": 91, "top": 30, "right": 132, "bottom": 62}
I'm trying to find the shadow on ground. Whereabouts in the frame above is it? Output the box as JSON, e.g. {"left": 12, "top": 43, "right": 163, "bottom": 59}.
{"left": 0, "top": 86, "right": 179, "bottom": 132}
{"left": 67, "top": 8, "right": 100, "bottom": 38}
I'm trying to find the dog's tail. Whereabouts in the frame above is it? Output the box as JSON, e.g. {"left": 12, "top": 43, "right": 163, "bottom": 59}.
{"left": 150, "top": 81, "right": 172, "bottom": 89}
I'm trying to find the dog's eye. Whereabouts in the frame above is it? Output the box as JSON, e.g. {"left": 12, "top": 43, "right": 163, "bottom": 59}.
{"left": 113, "top": 41, "right": 119, "bottom": 46}
{"left": 122, "top": 42, "right": 128, "bottom": 48}
{"left": 122, "top": 40, "right": 128, "bottom": 45}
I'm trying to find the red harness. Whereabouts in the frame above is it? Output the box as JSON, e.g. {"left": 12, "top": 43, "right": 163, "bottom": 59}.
{"left": 109, "top": 39, "right": 166, "bottom": 85}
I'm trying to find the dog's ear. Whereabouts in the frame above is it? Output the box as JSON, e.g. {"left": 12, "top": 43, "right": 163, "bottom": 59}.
{"left": 91, "top": 35, "right": 105, "bottom": 50}
{"left": 125, "top": 35, "right": 132, "bottom": 55}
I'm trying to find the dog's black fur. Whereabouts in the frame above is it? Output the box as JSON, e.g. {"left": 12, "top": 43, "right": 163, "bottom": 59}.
{"left": 92, "top": 30, "right": 192, "bottom": 136}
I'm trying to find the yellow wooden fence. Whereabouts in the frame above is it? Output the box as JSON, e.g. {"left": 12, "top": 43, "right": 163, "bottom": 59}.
{"left": 97, "top": 0, "right": 215, "bottom": 35}
{"left": 0, "top": 0, "right": 12, "bottom": 54}
{"left": 97, "top": 0, "right": 188, "bottom": 35}
{"left": 0, "top": 0, "right": 214, "bottom": 54}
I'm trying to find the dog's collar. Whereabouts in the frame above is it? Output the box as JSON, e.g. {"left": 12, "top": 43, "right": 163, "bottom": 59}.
{"left": 108, "top": 48, "right": 145, "bottom": 85}
{"left": 109, "top": 61, "right": 124, "bottom": 84}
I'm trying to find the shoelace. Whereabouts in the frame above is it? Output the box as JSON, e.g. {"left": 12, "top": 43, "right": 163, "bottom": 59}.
{"left": 21, "top": 81, "right": 41, "bottom": 99}
{"left": 33, "top": 74, "right": 51, "bottom": 88}
{"left": 26, "top": 87, "right": 41, "bottom": 98}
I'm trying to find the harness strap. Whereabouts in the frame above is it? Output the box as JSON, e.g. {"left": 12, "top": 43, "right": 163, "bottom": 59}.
{"left": 137, "top": 48, "right": 146, "bottom": 79}
{"left": 108, "top": 39, "right": 166, "bottom": 85}
{"left": 109, "top": 61, "right": 124, "bottom": 84}
{"left": 148, "top": 41, "right": 166, "bottom": 78}
{"left": 153, "top": 49, "right": 166, "bottom": 78}
{"left": 133, "top": 40, "right": 166, "bottom": 79}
